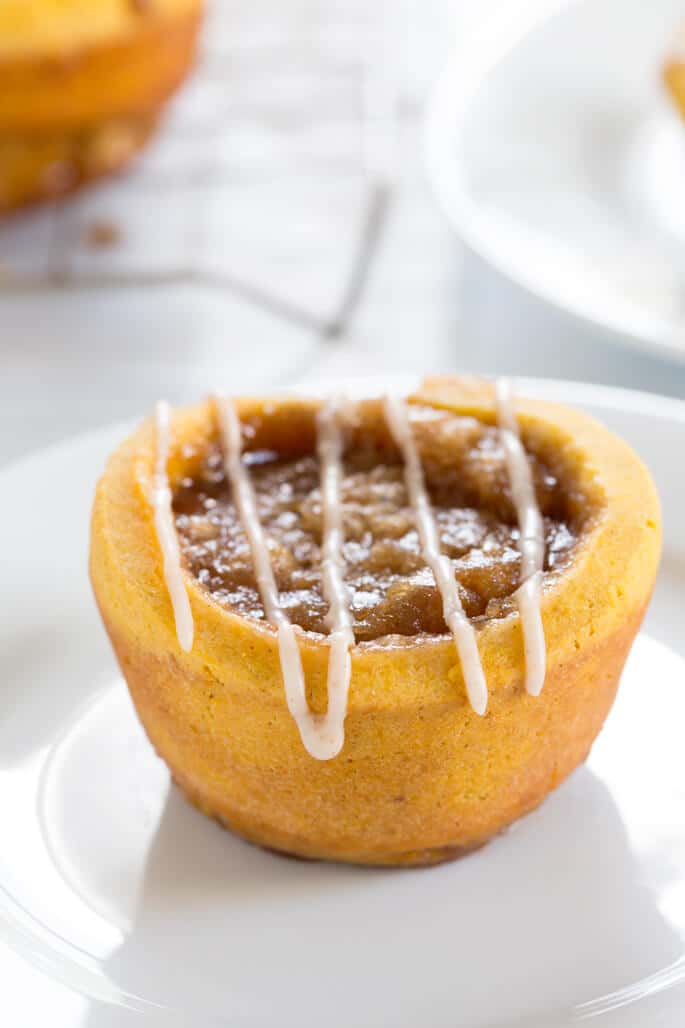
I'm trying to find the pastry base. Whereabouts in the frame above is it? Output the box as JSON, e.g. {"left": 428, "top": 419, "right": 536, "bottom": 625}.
{"left": 102, "top": 600, "right": 645, "bottom": 867}
{"left": 0, "top": 113, "right": 157, "bottom": 214}
{"left": 176, "top": 772, "right": 491, "bottom": 868}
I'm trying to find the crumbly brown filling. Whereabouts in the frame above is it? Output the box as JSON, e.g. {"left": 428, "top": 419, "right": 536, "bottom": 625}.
{"left": 173, "top": 406, "right": 580, "bottom": 641}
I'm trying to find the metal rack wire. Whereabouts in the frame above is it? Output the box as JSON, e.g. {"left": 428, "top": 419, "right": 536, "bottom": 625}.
{"left": 0, "top": 0, "right": 399, "bottom": 338}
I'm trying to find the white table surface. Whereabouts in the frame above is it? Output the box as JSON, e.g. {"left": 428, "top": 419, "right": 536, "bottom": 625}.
{"left": 3, "top": 0, "right": 685, "bottom": 1023}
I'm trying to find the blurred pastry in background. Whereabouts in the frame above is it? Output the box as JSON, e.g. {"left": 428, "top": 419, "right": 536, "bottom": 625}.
{"left": 0, "top": 113, "right": 160, "bottom": 214}
{"left": 664, "top": 33, "right": 685, "bottom": 121}
{"left": 0, "top": 0, "right": 203, "bottom": 213}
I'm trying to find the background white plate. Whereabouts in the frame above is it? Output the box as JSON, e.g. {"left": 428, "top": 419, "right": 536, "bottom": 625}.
{"left": 1, "top": 378, "right": 685, "bottom": 1026}
{"left": 425, "top": 0, "right": 685, "bottom": 362}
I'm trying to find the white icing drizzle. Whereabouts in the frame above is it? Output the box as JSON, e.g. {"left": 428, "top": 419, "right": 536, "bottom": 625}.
{"left": 495, "top": 378, "right": 546, "bottom": 696}
{"left": 152, "top": 401, "right": 194, "bottom": 652}
{"left": 316, "top": 396, "right": 355, "bottom": 751}
{"left": 383, "top": 395, "right": 488, "bottom": 716}
{"left": 214, "top": 395, "right": 350, "bottom": 761}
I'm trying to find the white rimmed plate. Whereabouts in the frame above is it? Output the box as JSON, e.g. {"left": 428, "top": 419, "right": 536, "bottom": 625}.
{"left": 1, "top": 377, "right": 684, "bottom": 1027}
{"left": 425, "top": 0, "right": 685, "bottom": 363}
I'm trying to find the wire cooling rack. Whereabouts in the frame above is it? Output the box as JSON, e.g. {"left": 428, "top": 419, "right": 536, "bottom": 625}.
{"left": 0, "top": 0, "right": 399, "bottom": 337}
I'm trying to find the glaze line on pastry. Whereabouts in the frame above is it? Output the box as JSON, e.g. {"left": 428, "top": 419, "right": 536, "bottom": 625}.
{"left": 153, "top": 400, "right": 194, "bottom": 652}
{"left": 215, "top": 394, "right": 348, "bottom": 760}
{"left": 495, "top": 378, "right": 546, "bottom": 695}
{"left": 383, "top": 393, "right": 488, "bottom": 715}
{"left": 315, "top": 395, "right": 354, "bottom": 755}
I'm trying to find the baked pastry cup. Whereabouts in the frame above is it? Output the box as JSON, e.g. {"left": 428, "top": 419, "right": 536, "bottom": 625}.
{"left": 90, "top": 378, "right": 661, "bottom": 866}
{"left": 0, "top": 0, "right": 202, "bottom": 211}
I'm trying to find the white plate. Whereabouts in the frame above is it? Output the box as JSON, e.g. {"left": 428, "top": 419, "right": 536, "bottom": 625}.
{"left": 425, "top": 0, "right": 685, "bottom": 362}
{"left": 1, "top": 377, "right": 685, "bottom": 1028}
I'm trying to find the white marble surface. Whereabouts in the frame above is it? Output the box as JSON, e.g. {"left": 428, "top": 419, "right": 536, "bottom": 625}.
{"left": 3, "top": 0, "right": 685, "bottom": 1024}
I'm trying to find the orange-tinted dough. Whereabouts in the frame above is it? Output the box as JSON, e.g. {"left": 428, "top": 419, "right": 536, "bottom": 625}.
{"left": 90, "top": 378, "right": 661, "bottom": 865}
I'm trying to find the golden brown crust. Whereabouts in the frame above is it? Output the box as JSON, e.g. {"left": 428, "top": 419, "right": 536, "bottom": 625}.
{"left": 102, "top": 603, "right": 643, "bottom": 865}
{"left": 0, "top": 2, "right": 203, "bottom": 133}
{"left": 89, "top": 378, "right": 661, "bottom": 866}
{"left": 0, "top": 112, "right": 158, "bottom": 214}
